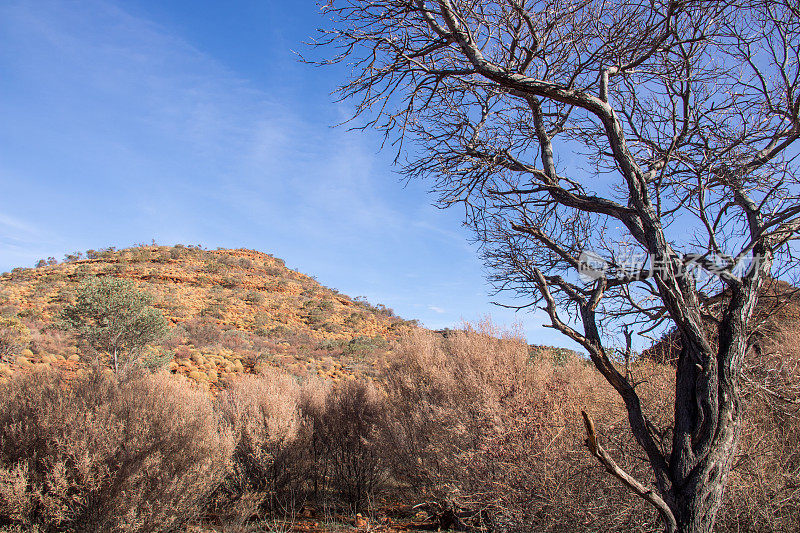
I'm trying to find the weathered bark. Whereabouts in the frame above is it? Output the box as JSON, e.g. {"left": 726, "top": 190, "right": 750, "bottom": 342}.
{"left": 669, "top": 344, "right": 742, "bottom": 533}
{"left": 667, "top": 257, "right": 767, "bottom": 531}
{"left": 584, "top": 372, "right": 741, "bottom": 533}
{"left": 671, "top": 452, "right": 737, "bottom": 533}
{"left": 577, "top": 260, "right": 767, "bottom": 532}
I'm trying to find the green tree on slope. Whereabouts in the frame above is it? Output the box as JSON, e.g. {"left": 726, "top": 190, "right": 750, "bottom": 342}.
{"left": 61, "top": 277, "right": 168, "bottom": 374}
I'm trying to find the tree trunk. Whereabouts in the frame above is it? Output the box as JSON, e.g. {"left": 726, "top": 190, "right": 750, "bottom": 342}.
{"left": 667, "top": 300, "right": 748, "bottom": 533}
{"left": 670, "top": 443, "right": 738, "bottom": 533}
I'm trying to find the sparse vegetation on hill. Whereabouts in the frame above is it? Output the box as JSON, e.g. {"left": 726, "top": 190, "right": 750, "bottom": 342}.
{"left": 0, "top": 244, "right": 417, "bottom": 386}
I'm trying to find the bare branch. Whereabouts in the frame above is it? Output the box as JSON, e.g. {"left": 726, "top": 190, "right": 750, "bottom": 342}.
{"left": 582, "top": 411, "right": 678, "bottom": 533}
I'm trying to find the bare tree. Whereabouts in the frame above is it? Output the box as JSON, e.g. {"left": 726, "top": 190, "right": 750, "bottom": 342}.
{"left": 316, "top": 1, "right": 800, "bottom": 531}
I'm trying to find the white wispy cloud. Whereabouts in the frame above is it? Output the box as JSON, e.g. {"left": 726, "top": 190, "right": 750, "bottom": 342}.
{"left": 0, "top": 212, "right": 39, "bottom": 236}
{"left": 0, "top": 206, "right": 57, "bottom": 268}
{"left": 0, "top": 0, "right": 402, "bottom": 268}
{"left": 0, "top": 1, "right": 573, "bottom": 348}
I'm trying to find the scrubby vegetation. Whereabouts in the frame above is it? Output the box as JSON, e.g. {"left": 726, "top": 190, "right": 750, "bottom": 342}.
{"left": 0, "top": 321, "right": 797, "bottom": 532}
{"left": 0, "top": 368, "right": 232, "bottom": 532}
{"left": 0, "top": 247, "right": 797, "bottom": 532}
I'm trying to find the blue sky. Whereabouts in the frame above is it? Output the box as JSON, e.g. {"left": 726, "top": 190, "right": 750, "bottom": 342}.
{"left": 0, "top": 0, "right": 568, "bottom": 346}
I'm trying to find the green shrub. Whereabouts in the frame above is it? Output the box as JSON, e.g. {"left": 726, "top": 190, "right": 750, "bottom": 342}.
{"left": 245, "top": 291, "right": 265, "bottom": 305}
{"left": 201, "top": 260, "right": 225, "bottom": 274}
{"left": 321, "top": 322, "right": 342, "bottom": 334}
{"left": 9, "top": 268, "right": 28, "bottom": 281}
{"left": 169, "top": 245, "right": 186, "bottom": 260}
{"left": 304, "top": 302, "right": 332, "bottom": 329}
{"left": 153, "top": 251, "right": 172, "bottom": 263}
{"left": 200, "top": 303, "right": 225, "bottom": 319}
{"left": 344, "top": 335, "right": 387, "bottom": 357}
{"left": 16, "top": 308, "right": 41, "bottom": 320}
{"left": 268, "top": 325, "right": 292, "bottom": 339}
{"left": 128, "top": 248, "right": 150, "bottom": 263}
{"left": 264, "top": 266, "right": 284, "bottom": 277}
{"left": 221, "top": 276, "right": 240, "bottom": 289}
{"left": 74, "top": 263, "right": 92, "bottom": 278}
{"left": 344, "top": 312, "right": 365, "bottom": 328}
{"left": 139, "top": 345, "right": 174, "bottom": 371}
{"left": 353, "top": 297, "right": 395, "bottom": 318}
{"left": 318, "top": 338, "right": 345, "bottom": 352}
{"left": 217, "top": 255, "right": 238, "bottom": 268}
{"left": 41, "top": 272, "right": 67, "bottom": 284}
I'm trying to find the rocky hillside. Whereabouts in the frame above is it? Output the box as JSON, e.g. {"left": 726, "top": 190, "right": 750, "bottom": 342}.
{"left": 642, "top": 277, "right": 800, "bottom": 364}
{"left": 0, "top": 244, "right": 417, "bottom": 387}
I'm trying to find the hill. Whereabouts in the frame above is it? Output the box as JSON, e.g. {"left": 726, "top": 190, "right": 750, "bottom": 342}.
{"left": 641, "top": 277, "right": 800, "bottom": 364}
{"left": 0, "top": 244, "right": 417, "bottom": 386}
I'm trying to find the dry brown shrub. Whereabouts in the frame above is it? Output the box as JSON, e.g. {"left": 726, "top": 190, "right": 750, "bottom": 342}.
{"left": 382, "top": 321, "right": 672, "bottom": 532}
{"left": 183, "top": 317, "right": 223, "bottom": 347}
{"left": 383, "top": 318, "right": 800, "bottom": 532}
{"left": 298, "top": 378, "right": 330, "bottom": 502}
{"left": 716, "top": 325, "right": 800, "bottom": 532}
{"left": 302, "top": 379, "right": 391, "bottom": 513}
{"left": 221, "top": 329, "right": 251, "bottom": 351}
{"left": 26, "top": 321, "right": 73, "bottom": 357}
{"left": 214, "top": 371, "right": 308, "bottom": 520}
{"left": 1, "top": 314, "right": 793, "bottom": 531}
{"left": 0, "top": 367, "right": 232, "bottom": 532}
{"left": 0, "top": 317, "right": 29, "bottom": 362}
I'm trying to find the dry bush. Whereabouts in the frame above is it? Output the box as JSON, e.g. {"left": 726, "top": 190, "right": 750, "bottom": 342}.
{"left": 221, "top": 329, "right": 252, "bottom": 351}
{"left": 158, "top": 330, "right": 184, "bottom": 351}
{"left": 214, "top": 372, "right": 308, "bottom": 520}
{"left": 26, "top": 320, "right": 73, "bottom": 357}
{"left": 0, "top": 368, "right": 232, "bottom": 532}
{"left": 1, "top": 316, "right": 791, "bottom": 532}
{"left": 383, "top": 319, "right": 800, "bottom": 532}
{"left": 168, "top": 245, "right": 186, "bottom": 260}
{"left": 302, "top": 379, "right": 391, "bottom": 513}
{"left": 0, "top": 316, "right": 29, "bottom": 362}
{"left": 716, "top": 325, "right": 800, "bottom": 532}
{"left": 298, "top": 379, "right": 330, "bottom": 502}
{"left": 213, "top": 372, "right": 395, "bottom": 519}
{"left": 382, "top": 321, "right": 671, "bottom": 532}
{"left": 183, "top": 317, "right": 223, "bottom": 347}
